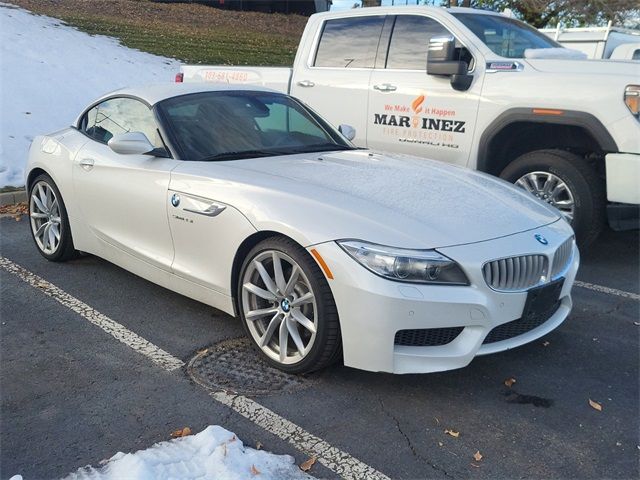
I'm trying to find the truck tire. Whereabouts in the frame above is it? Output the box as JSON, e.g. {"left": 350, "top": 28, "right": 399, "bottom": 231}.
{"left": 500, "top": 149, "right": 605, "bottom": 248}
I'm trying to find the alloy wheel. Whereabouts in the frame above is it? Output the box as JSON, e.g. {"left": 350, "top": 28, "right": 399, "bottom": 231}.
{"left": 29, "top": 181, "right": 62, "bottom": 255}
{"left": 516, "top": 171, "right": 575, "bottom": 223}
{"left": 241, "top": 250, "right": 318, "bottom": 365}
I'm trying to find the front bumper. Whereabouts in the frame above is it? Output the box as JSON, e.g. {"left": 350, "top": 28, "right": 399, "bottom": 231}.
{"left": 605, "top": 153, "right": 640, "bottom": 204}
{"left": 311, "top": 220, "right": 578, "bottom": 374}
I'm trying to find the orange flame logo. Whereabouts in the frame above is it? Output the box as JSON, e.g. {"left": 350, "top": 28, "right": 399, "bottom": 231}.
{"left": 411, "top": 94, "right": 425, "bottom": 114}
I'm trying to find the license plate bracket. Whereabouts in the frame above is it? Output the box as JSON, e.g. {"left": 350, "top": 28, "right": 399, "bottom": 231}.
{"left": 522, "top": 278, "right": 564, "bottom": 321}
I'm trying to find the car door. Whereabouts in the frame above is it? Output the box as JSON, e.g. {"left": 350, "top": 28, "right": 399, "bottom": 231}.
{"left": 73, "top": 96, "right": 178, "bottom": 270}
{"left": 290, "top": 14, "right": 386, "bottom": 147}
{"left": 367, "top": 14, "right": 483, "bottom": 167}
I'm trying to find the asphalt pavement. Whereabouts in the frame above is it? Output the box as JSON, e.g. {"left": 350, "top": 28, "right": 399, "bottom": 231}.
{"left": 1, "top": 217, "right": 638, "bottom": 479}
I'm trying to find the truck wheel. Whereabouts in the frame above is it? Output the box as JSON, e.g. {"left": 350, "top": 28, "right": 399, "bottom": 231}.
{"left": 500, "top": 149, "right": 605, "bottom": 248}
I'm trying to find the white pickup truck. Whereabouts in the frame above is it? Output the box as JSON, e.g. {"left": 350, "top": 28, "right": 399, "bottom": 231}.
{"left": 177, "top": 6, "right": 640, "bottom": 247}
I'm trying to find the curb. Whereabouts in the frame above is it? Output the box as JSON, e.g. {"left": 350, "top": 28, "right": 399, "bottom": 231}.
{"left": 0, "top": 190, "right": 27, "bottom": 206}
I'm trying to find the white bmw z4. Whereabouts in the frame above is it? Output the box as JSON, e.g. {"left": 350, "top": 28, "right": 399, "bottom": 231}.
{"left": 25, "top": 84, "right": 579, "bottom": 374}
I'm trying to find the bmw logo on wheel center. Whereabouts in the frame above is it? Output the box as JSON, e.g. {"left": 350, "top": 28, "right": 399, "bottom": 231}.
{"left": 535, "top": 233, "right": 548, "bottom": 245}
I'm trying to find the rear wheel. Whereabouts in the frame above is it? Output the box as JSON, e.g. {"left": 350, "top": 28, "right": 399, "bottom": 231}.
{"left": 28, "top": 174, "right": 78, "bottom": 261}
{"left": 237, "top": 237, "right": 341, "bottom": 374}
{"left": 500, "top": 149, "right": 605, "bottom": 248}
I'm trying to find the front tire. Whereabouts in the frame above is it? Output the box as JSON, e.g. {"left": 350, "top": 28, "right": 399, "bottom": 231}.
{"left": 500, "top": 149, "right": 605, "bottom": 248}
{"left": 237, "top": 236, "right": 341, "bottom": 374}
{"left": 28, "top": 173, "right": 78, "bottom": 262}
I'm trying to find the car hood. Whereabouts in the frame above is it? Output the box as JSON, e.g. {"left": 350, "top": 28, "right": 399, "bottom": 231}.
{"left": 171, "top": 150, "right": 561, "bottom": 249}
{"left": 525, "top": 58, "right": 640, "bottom": 78}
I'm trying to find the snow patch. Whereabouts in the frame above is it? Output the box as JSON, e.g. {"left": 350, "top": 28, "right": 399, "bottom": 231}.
{"left": 0, "top": 4, "right": 180, "bottom": 186}
{"left": 12, "top": 426, "right": 311, "bottom": 480}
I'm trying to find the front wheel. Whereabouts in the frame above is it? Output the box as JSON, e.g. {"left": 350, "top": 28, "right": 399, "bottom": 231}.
{"left": 500, "top": 149, "right": 605, "bottom": 248}
{"left": 28, "top": 173, "right": 78, "bottom": 261}
{"left": 237, "top": 237, "right": 341, "bottom": 374}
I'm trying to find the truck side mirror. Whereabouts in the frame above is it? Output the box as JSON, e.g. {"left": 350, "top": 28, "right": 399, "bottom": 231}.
{"left": 427, "top": 35, "right": 473, "bottom": 92}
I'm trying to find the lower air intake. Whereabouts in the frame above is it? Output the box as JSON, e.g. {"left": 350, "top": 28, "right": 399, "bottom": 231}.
{"left": 394, "top": 327, "right": 464, "bottom": 347}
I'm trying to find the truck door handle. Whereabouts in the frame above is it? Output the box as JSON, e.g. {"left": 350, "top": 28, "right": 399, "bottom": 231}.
{"left": 79, "top": 158, "right": 95, "bottom": 171}
{"left": 373, "top": 83, "right": 397, "bottom": 92}
{"left": 184, "top": 204, "right": 226, "bottom": 217}
{"left": 297, "top": 80, "right": 315, "bottom": 88}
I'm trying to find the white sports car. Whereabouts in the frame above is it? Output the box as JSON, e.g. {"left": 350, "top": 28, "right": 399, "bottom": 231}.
{"left": 25, "top": 84, "right": 579, "bottom": 374}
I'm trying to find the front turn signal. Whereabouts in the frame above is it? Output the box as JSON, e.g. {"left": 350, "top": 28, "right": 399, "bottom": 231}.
{"left": 624, "top": 85, "right": 640, "bottom": 117}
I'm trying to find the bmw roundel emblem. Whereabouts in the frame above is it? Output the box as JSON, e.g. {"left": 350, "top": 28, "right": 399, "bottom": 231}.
{"left": 534, "top": 233, "right": 548, "bottom": 245}
{"left": 171, "top": 193, "right": 180, "bottom": 207}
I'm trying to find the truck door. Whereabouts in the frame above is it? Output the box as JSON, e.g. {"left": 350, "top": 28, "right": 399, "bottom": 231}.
{"left": 367, "top": 14, "right": 483, "bottom": 167}
{"left": 290, "top": 14, "right": 386, "bottom": 147}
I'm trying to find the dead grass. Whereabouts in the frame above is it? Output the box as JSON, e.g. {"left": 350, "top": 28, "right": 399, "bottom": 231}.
{"left": 9, "top": 0, "right": 307, "bottom": 65}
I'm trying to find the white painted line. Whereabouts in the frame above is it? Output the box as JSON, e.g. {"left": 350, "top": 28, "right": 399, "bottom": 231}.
{"left": 0, "top": 256, "right": 185, "bottom": 371}
{"left": 213, "top": 391, "right": 390, "bottom": 480}
{"left": 0, "top": 256, "right": 389, "bottom": 480}
{"left": 575, "top": 280, "right": 640, "bottom": 301}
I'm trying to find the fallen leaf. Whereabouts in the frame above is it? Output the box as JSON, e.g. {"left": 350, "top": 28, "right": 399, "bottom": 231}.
{"left": 470, "top": 463, "right": 481, "bottom": 468}
{"left": 251, "top": 464, "right": 260, "bottom": 475}
{"left": 542, "top": 341, "right": 550, "bottom": 347}
{"left": 473, "top": 450, "right": 483, "bottom": 462}
{"left": 170, "top": 426, "right": 192, "bottom": 438}
{"left": 197, "top": 348, "right": 209, "bottom": 355}
{"left": 300, "top": 456, "right": 316, "bottom": 472}
{"left": 589, "top": 399, "right": 603, "bottom": 411}
{"left": 14, "top": 215, "right": 22, "bottom": 221}
{"left": 256, "top": 441, "right": 263, "bottom": 450}
{"left": 434, "top": 417, "right": 440, "bottom": 425}
{"left": 504, "top": 377, "right": 516, "bottom": 387}
{"left": 444, "top": 429, "right": 460, "bottom": 438}
{"left": 438, "top": 442, "right": 443, "bottom": 447}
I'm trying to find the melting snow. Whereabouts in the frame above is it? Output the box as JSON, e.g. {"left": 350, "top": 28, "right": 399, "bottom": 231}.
{"left": 0, "top": 3, "right": 180, "bottom": 186}
{"left": 10, "top": 426, "right": 311, "bottom": 480}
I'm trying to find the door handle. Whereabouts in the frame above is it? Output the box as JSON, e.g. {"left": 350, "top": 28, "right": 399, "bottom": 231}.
{"left": 79, "top": 158, "right": 95, "bottom": 171}
{"left": 297, "top": 80, "right": 315, "bottom": 88}
{"left": 184, "top": 204, "right": 226, "bottom": 217}
{"left": 373, "top": 83, "right": 397, "bottom": 92}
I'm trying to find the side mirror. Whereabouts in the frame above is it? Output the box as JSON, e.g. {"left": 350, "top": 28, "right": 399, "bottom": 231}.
{"left": 339, "top": 124, "right": 356, "bottom": 141}
{"left": 427, "top": 35, "right": 473, "bottom": 92}
{"left": 107, "top": 132, "right": 155, "bottom": 155}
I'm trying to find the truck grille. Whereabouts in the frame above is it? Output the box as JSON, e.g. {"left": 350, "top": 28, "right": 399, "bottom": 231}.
{"left": 394, "top": 327, "right": 463, "bottom": 347}
{"left": 483, "top": 255, "right": 548, "bottom": 291}
{"left": 551, "top": 237, "right": 574, "bottom": 279}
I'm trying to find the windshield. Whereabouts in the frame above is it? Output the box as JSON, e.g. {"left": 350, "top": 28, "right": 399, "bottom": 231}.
{"left": 452, "top": 13, "right": 561, "bottom": 58}
{"left": 157, "top": 91, "right": 354, "bottom": 161}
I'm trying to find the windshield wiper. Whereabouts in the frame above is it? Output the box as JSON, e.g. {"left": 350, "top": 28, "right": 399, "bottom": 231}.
{"left": 199, "top": 149, "right": 288, "bottom": 162}
{"left": 287, "top": 144, "right": 358, "bottom": 154}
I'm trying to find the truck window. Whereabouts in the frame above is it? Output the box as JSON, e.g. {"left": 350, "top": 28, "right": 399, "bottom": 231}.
{"left": 314, "top": 16, "right": 385, "bottom": 68}
{"left": 452, "top": 13, "right": 559, "bottom": 58}
{"left": 386, "top": 15, "right": 450, "bottom": 70}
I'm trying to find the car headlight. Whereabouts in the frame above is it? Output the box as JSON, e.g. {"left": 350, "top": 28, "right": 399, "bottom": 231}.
{"left": 337, "top": 240, "right": 469, "bottom": 285}
{"left": 624, "top": 85, "right": 639, "bottom": 117}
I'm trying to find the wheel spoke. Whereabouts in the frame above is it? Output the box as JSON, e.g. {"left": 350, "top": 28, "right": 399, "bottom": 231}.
{"left": 51, "top": 223, "right": 61, "bottom": 241}
{"left": 291, "top": 291, "right": 314, "bottom": 308}
{"left": 272, "top": 252, "right": 286, "bottom": 294}
{"left": 37, "top": 184, "right": 48, "bottom": 210}
{"left": 253, "top": 260, "right": 278, "bottom": 295}
{"left": 246, "top": 307, "right": 278, "bottom": 321}
{"left": 42, "top": 223, "right": 51, "bottom": 250}
{"left": 50, "top": 198, "right": 59, "bottom": 216}
{"left": 243, "top": 282, "right": 277, "bottom": 301}
{"left": 278, "top": 318, "right": 289, "bottom": 362}
{"left": 259, "top": 313, "right": 282, "bottom": 347}
{"left": 284, "top": 265, "right": 300, "bottom": 296}
{"left": 34, "top": 221, "right": 48, "bottom": 239}
{"left": 32, "top": 195, "right": 47, "bottom": 214}
{"left": 291, "top": 309, "right": 317, "bottom": 334}
{"left": 48, "top": 225, "right": 57, "bottom": 250}
{"left": 286, "top": 318, "right": 306, "bottom": 356}
{"left": 30, "top": 212, "right": 48, "bottom": 219}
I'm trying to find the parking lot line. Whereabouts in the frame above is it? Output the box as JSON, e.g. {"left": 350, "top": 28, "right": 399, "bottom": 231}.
{"left": 0, "top": 256, "right": 389, "bottom": 480}
{"left": 574, "top": 280, "right": 640, "bottom": 301}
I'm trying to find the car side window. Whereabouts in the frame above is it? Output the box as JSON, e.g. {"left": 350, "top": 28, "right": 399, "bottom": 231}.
{"left": 314, "top": 16, "right": 385, "bottom": 68}
{"left": 81, "top": 97, "right": 162, "bottom": 148}
{"left": 386, "top": 16, "right": 449, "bottom": 70}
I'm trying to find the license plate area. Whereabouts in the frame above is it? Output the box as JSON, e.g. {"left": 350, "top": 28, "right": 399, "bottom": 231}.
{"left": 522, "top": 278, "right": 564, "bottom": 322}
